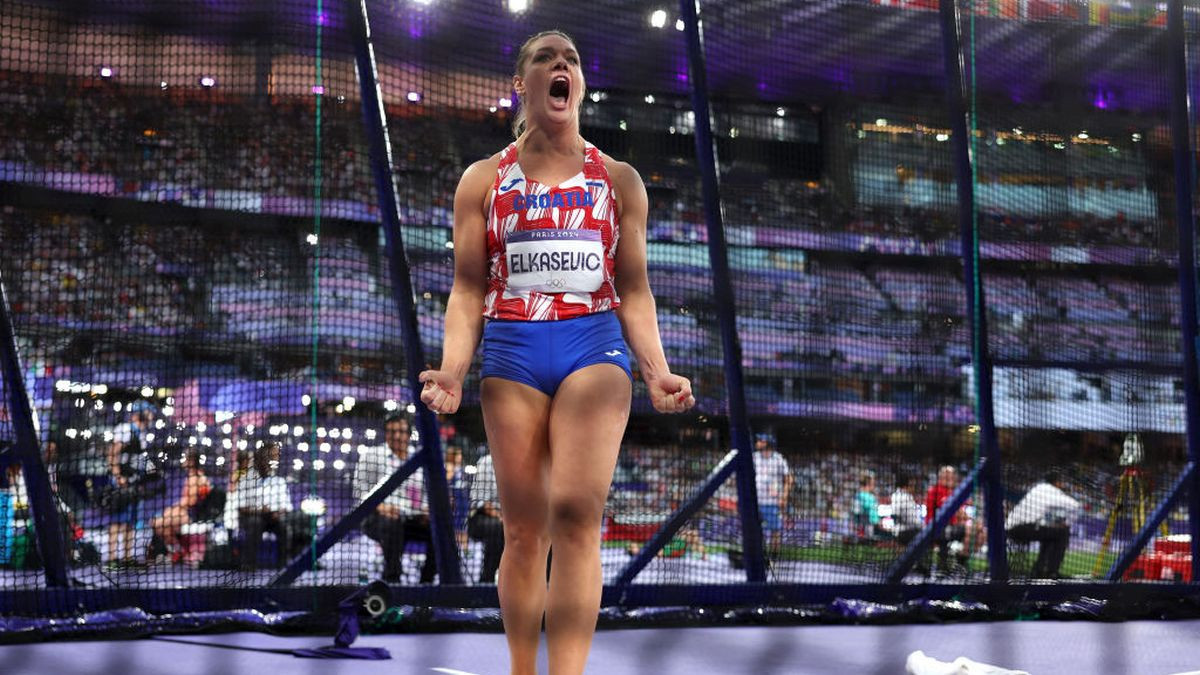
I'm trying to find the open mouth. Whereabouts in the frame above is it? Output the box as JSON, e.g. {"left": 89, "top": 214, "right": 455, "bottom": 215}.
{"left": 549, "top": 76, "right": 570, "bottom": 106}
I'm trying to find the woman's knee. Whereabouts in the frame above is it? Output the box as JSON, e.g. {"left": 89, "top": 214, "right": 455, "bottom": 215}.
{"left": 549, "top": 495, "right": 604, "bottom": 539}
{"left": 502, "top": 517, "right": 549, "bottom": 555}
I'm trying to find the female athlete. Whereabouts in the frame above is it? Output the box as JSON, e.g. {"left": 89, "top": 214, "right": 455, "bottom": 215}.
{"left": 420, "top": 30, "right": 695, "bottom": 674}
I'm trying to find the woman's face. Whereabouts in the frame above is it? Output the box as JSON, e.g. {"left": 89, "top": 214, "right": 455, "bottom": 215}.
{"left": 516, "top": 34, "right": 585, "bottom": 131}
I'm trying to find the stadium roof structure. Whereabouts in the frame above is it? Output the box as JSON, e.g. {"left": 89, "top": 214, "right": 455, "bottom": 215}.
{"left": 20, "top": 0, "right": 1175, "bottom": 111}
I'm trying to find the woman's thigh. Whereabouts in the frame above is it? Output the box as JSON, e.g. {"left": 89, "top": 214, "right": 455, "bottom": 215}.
{"left": 547, "top": 364, "right": 631, "bottom": 523}
{"left": 481, "top": 377, "right": 553, "bottom": 529}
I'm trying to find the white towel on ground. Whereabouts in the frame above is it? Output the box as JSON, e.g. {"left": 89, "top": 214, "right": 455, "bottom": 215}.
{"left": 906, "top": 650, "right": 1031, "bottom": 675}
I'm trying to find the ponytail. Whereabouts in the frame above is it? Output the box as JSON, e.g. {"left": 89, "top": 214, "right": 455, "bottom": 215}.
{"left": 512, "top": 104, "right": 527, "bottom": 140}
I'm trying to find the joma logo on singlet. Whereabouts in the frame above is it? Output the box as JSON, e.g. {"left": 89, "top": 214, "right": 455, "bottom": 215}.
{"left": 512, "top": 190, "right": 594, "bottom": 211}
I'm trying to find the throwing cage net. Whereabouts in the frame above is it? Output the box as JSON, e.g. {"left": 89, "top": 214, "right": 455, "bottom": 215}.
{"left": 968, "top": 5, "right": 1187, "bottom": 583}
{"left": 1, "top": 0, "right": 1199, "bottom": 639}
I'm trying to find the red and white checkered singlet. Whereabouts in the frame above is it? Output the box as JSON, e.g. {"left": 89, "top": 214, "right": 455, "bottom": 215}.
{"left": 483, "top": 140, "right": 620, "bottom": 321}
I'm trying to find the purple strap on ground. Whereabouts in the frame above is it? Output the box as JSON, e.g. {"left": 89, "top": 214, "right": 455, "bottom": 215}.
{"left": 291, "top": 646, "right": 391, "bottom": 659}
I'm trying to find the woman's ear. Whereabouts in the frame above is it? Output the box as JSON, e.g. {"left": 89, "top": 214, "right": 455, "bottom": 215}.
{"left": 512, "top": 75, "right": 524, "bottom": 97}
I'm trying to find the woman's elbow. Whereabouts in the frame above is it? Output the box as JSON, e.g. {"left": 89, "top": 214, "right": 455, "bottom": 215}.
{"left": 616, "top": 279, "right": 653, "bottom": 302}
{"left": 449, "top": 282, "right": 486, "bottom": 306}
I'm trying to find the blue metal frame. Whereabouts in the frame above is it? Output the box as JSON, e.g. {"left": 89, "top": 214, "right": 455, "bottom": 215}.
{"left": 8, "top": 0, "right": 1200, "bottom": 621}
{"left": 1170, "top": 0, "right": 1200, "bottom": 583}
{"left": 887, "top": 0, "right": 1011, "bottom": 584}
{"left": 937, "top": 0, "right": 1007, "bottom": 581}
{"left": 342, "top": 0, "right": 461, "bottom": 584}
{"left": 677, "top": 0, "right": 767, "bottom": 583}
{"left": 4, "top": 581, "right": 1193, "bottom": 618}
{"left": 605, "top": 579, "right": 1182, "bottom": 608}
{"left": 1111, "top": 0, "right": 1200, "bottom": 582}
{"left": 0, "top": 270, "right": 68, "bottom": 587}
{"left": 615, "top": 450, "right": 739, "bottom": 589}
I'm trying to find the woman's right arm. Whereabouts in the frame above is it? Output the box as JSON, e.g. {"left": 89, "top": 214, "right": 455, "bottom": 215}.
{"left": 180, "top": 475, "right": 202, "bottom": 509}
{"left": 419, "top": 158, "right": 494, "bottom": 414}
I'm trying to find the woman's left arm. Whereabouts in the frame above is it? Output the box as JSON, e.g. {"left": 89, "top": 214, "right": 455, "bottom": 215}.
{"left": 610, "top": 160, "right": 696, "bottom": 414}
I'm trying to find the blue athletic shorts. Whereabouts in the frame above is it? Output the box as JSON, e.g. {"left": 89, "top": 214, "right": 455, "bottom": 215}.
{"left": 759, "top": 504, "right": 782, "bottom": 533}
{"left": 481, "top": 311, "right": 633, "bottom": 397}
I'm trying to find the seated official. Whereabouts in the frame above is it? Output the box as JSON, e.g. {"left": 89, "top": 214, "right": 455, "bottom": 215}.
{"left": 467, "top": 450, "right": 504, "bottom": 584}
{"left": 237, "top": 443, "right": 310, "bottom": 570}
{"left": 1006, "top": 470, "right": 1081, "bottom": 579}
{"left": 355, "top": 413, "right": 435, "bottom": 583}
{"left": 889, "top": 472, "right": 924, "bottom": 546}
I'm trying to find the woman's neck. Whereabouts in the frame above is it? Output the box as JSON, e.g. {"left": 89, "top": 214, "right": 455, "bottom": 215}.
{"left": 519, "top": 125, "right": 581, "bottom": 157}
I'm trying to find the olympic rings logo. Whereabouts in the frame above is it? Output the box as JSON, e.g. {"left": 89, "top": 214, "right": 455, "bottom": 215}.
{"left": 546, "top": 278, "right": 566, "bottom": 289}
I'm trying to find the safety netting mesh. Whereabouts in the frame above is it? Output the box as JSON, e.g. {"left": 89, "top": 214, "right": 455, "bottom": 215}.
{"left": 0, "top": 0, "right": 419, "bottom": 593}
{"left": 964, "top": 2, "right": 1188, "bottom": 583}
{"left": 0, "top": 0, "right": 1197, "bottom": 626}
{"left": 695, "top": 0, "right": 979, "bottom": 584}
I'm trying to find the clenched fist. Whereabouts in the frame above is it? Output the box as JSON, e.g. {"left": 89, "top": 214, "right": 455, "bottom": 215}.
{"left": 418, "top": 369, "right": 462, "bottom": 414}
{"left": 646, "top": 373, "right": 695, "bottom": 414}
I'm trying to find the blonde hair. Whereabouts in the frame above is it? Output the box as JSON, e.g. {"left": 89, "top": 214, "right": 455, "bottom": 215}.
{"left": 511, "top": 29, "right": 584, "bottom": 139}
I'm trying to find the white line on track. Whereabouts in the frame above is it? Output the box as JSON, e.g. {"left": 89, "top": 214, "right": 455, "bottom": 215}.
{"left": 430, "top": 668, "right": 482, "bottom": 675}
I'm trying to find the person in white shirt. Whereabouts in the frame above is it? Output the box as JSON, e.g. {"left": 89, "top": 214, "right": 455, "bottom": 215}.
{"left": 467, "top": 450, "right": 504, "bottom": 583}
{"left": 889, "top": 473, "right": 924, "bottom": 545}
{"left": 354, "top": 413, "right": 434, "bottom": 583}
{"left": 237, "top": 442, "right": 308, "bottom": 570}
{"left": 222, "top": 449, "right": 253, "bottom": 532}
{"left": 1005, "top": 470, "right": 1081, "bottom": 579}
{"left": 752, "top": 432, "right": 793, "bottom": 556}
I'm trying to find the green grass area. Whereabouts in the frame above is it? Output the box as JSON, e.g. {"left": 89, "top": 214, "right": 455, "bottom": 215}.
{"left": 995, "top": 548, "right": 1113, "bottom": 578}
{"left": 609, "top": 538, "right": 1121, "bottom": 579}
{"left": 775, "top": 542, "right": 899, "bottom": 564}
{"left": 756, "top": 542, "right": 1115, "bottom": 578}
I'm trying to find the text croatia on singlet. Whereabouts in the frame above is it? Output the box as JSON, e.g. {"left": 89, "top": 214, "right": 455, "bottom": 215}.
{"left": 512, "top": 191, "right": 594, "bottom": 211}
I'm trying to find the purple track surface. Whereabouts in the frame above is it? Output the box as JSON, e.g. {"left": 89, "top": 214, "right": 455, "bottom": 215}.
{"left": 2, "top": 620, "right": 1200, "bottom": 674}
